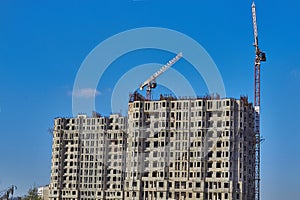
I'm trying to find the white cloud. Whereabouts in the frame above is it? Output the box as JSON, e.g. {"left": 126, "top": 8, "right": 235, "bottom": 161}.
{"left": 70, "top": 88, "right": 101, "bottom": 98}
{"left": 291, "top": 70, "right": 300, "bottom": 79}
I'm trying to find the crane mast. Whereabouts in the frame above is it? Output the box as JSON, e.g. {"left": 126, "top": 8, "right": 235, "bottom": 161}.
{"left": 252, "top": 2, "right": 266, "bottom": 200}
{"left": 139, "top": 52, "right": 183, "bottom": 100}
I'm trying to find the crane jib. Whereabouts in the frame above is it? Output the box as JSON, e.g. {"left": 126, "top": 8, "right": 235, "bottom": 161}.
{"left": 139, "top": 52, "right": 183, "bottom": 100}
{"left": 139, "top": 52, "right": 183, "bottom": 91}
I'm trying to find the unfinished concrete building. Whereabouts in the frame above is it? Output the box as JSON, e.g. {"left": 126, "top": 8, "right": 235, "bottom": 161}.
{"left": 124, "top": 93, "right": 255, "bottom": 200}
{"left": 49, "top": 113, "right": 127, "bottom": 200}
{"left": 49, "top": 93, "right": 255, "bottom": 200}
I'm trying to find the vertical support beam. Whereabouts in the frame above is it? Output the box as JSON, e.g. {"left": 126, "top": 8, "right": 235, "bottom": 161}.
{"left": 254, "top": 62, "right": 260, "bottom": 107}
{"left": 254, "top": 60, "right": 261, "bottom": 200}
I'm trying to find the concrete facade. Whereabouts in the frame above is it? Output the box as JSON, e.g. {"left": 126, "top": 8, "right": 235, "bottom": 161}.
{"left": 124, "top": 94, "right": 255, "bottom": 200}
{"left": 49, "top": 113, "right": 127, "bottom": 200}
{"left": 38, "top": 185, "right": 50, "bottom": 200}
{"left": 49, "top": 95, "right": 255, "bottom": 200}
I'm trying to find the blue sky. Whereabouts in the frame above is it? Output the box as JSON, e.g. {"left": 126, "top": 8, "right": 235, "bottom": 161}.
{"left": 0, "top": 0, "right": 299, "bottom": 198}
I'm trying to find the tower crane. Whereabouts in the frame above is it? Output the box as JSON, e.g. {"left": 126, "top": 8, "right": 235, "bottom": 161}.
{"left": 252, "top": 2, "right": 266, "bottom": 200}
{"left": 0, "top": 185, "right": 16, "bottom": 200}
{"left": 139, "top": 52, "right": 183, "bottom": 100}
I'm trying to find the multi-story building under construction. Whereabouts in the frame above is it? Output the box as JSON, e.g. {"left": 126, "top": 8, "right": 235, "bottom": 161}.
{"left": 49, "top": 113, "right": 127, "bottom": 200}
{"left": 49, "top": 93, "right": 255, "bottom": 200}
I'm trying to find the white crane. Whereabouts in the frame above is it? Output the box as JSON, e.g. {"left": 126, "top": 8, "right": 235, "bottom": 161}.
{"left": 139, "top": 52, "right": 183, "bottom": 100}
{"left": 252, "top": 2, "right": 266, "bottom": 200}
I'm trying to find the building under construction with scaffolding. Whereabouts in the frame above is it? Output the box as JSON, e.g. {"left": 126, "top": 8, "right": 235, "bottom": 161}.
{"left": 49, "top": 2, "right": 266, "bottom": 198}
{"left": 49, "top": 93, "right": 256, "bottom": 200}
